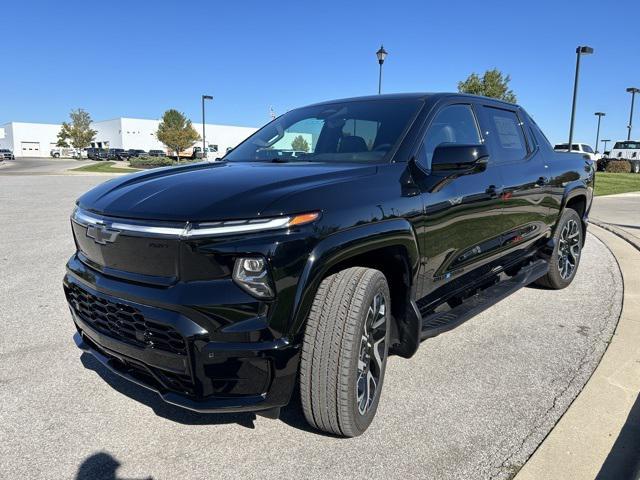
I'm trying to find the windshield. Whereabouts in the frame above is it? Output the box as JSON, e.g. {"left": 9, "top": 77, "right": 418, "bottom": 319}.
{"left": 613, "top": 141, "right": 640, "bottom": 149}
{"left": 225, "top": 99, "right": 423, "bottom": 163}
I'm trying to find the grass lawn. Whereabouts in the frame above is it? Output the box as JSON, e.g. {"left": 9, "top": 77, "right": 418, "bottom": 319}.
{"left": 595, "top": 172, "right": 640, "bottom": 196}
{"left": 71, "top": 161, "right": 140, "bottom": 174}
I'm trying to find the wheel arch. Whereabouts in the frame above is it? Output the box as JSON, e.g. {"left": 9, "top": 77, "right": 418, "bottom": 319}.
{"left": 561, "top": 186, "right": 590, "bottom": 244}
{"left": 290, "top": 219, "right": 422, "bottom": 359}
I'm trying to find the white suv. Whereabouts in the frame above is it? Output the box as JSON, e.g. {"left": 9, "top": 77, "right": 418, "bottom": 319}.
{"left": 608, "top": 141, "right": 640, "bottom": 173}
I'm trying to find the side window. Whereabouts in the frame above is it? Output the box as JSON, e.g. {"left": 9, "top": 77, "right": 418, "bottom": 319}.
{"left": 582, "top": 144, "right": 594, "bottom": 154}
{"left": 417, "top": 104, "right": 481, "bottom": 169}
{"left": 482, "top": 107, "right": 528, "bottom": 163}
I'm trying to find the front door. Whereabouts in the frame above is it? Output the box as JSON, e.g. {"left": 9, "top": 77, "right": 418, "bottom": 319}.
{"left": 412, "top": 103, "right": 505, "bottom": 306}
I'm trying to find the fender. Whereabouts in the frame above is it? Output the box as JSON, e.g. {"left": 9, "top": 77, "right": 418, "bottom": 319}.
{"left": 288, "top": 218, "right": 422, "bottom": 357}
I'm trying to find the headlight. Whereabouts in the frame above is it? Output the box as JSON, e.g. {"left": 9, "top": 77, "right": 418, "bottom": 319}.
{"left": 233, "top": 256, "right": 274, "bottom": 299}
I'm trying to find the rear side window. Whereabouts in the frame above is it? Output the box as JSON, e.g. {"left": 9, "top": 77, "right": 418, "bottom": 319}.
{"left": 482, "top": 107, "right": 528, "bottom": 163}
{"left": 417, "top": 104, "right": 481, "bottom": 169}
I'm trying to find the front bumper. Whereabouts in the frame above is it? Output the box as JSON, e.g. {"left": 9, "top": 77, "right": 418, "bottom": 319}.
{"left": 64, "top": 262, "right": 300, "bottom": 414}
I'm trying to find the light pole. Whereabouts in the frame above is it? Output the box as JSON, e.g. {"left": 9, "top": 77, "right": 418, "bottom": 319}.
{"left": 568, "top": 46, "right": 594, "bottom": 150}
{"left": 601, "top": 139, "right": 611, "bottom": 154}
{"left": 202, "top": 94, "right": 213, "bottom": 158}
{"left": 376, "top": 45, "right": 388, "bottom": 95}
{"left": 626, "top": 87, "right": 639, "bottom": 140}
{"left": 594, "top": 112, "right": 605, "bottom": 153}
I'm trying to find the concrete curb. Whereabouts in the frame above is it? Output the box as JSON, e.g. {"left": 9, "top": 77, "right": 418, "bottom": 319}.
{"left": 515, "top": 224, "right": 640, "bottom": 480}
{"left": 590, "top": 219, "right": 640, "bottom": 252}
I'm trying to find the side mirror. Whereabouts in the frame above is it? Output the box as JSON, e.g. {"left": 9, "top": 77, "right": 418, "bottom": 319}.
{"left": 431, "top": 144, "right": 489, "bottom": 171}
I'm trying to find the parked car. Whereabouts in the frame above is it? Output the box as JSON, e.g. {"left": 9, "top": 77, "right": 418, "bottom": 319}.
{"left": 51, "top": 147, "right": 81, "bottom": 158}
{"left": 86, "top": 148, "right": 107, "bottom": 160}
{"left": 64, "top": 93, "right": 593, "bottom": 437}
{"left": 107, "top": 148, "right": 130, "bottom": 161}
{"left": 0, "top": 148, "right": 15, "bottom": 160}
{"left": 148, "top": 149, "right": 166, "bottom": 157}
{"left": 608, "top": 141, "right": 640, "bottom": 173}
{"left": 553, "top": 142, "right": 600, "bottom": 164}
{"left": 127, "top": 149, "right": 147, "bottom": 158}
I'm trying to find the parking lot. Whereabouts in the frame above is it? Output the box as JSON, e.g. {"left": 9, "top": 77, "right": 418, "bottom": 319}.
{"left": 0, "top": 173, "right": 623, "bottom": 480}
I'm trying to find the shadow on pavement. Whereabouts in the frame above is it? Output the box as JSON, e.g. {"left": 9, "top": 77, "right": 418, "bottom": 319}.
{"left": 76, "top": 452, "right": 152, "bottom": 480}
{"left": 79, "top": 353, "right": 317, "bottom": 434}
{"left": 596, "top": 392, "right": 640, "bottom": 480}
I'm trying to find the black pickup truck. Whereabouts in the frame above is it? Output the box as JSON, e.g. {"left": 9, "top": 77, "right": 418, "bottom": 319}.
{"left": 64, "top": 93, "right": 593, "bottom": 436}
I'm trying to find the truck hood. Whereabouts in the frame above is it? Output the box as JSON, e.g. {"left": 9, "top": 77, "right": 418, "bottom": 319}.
{"left": 78, "top": 161, "right": 377, "bottom": 221}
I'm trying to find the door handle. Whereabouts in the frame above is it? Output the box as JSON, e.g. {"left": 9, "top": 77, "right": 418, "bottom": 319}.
{"left": 535, "top": 176, "right": 549, "bottom": 187}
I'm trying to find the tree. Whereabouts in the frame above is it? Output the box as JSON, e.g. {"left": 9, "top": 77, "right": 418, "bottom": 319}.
{"left": 457, "top": 68, "right": 517, "bottom": 103}
{"left": 156, "top": 109, "right": 200, "bottom": 161}
{"left": 57, "top": 109, "right": 97, "bottom": 149}
{"left": 291, "top": 134, "right": 309, "bottom": 152}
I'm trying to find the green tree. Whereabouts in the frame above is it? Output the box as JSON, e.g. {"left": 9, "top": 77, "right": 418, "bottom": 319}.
{"left": 156, "top": 109, "right": 200, "bottom": 161}
{"left": 57, "top": 109, "right": 97, "bottom": 149}
{"left": 291, "top": 134, "right": 309, "bottom": 152}
{"left": 457, "top": 68, "right": 517, "bottom": 103}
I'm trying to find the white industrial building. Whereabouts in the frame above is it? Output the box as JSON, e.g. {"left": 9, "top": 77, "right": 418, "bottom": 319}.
{"left": 0, "top": 118, "right": 257, "bottom": 157}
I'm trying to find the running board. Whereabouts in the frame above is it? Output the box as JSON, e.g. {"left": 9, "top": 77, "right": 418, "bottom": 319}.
{"left": 420, "top": 259, "right": 549, "bottom": 340}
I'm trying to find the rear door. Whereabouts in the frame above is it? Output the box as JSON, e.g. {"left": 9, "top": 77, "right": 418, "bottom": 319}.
{"left": 413, "top": 102, "right": 506, "bottom": 302}
{"left": 476, "top": 104, "right": 551, "bottom": 260}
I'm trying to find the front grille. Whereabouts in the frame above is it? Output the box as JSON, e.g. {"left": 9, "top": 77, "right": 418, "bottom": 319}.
{"left": 66, "top": 284, "right": 187, "bottom": 356}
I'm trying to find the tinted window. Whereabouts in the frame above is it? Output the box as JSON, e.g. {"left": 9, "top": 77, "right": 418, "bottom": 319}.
{"left": 483, "top": 107, "right": 528, "bottom": 162}
{"left": 417, "top": 104, "right": 480, "bottom": 169}
{"left": 582, "top": 144, "right": 594, "bottom": 153}
{"left": 225, "top": 99, "right": 422, "bottom": 163}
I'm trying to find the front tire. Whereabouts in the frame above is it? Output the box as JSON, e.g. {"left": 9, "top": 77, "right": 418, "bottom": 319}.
{"left": 536, "top": 208, "right": 583, "bottom": 289}
{"left": 300, "top": 267, "right": 391, "bottom": 437}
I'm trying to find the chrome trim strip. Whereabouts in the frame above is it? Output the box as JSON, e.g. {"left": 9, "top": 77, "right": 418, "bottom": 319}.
{"left": 184, "top": 217, "right": 291, "bottom": 238}
{"left": 72, "top": 208, "right": 293, "bottom": 238}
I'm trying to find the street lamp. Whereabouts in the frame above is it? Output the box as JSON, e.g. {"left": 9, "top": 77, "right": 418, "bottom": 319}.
{"left": 376, "top": 45, "right": 388, "bottom": 95}
{"left": 594, "top": 112, "right": 605, "bottom": 153}
{"left": 626, "top": 87, "right": 640, "bottom": 140}
{"left": 601, "top": 139, "right": 611, "bottom": 154}
{"left": 202, "top": 94, "right": 213, "bottom": 158}
{"left": 568, "top": 46, "right": 594, "bottom": 150}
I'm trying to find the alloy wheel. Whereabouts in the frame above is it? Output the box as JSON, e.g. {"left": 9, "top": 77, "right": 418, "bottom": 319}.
{"left": 557, "top": 219, "right": 581, "bottom": 280}
{"left": 356, "top": 292, "right": 387, "bottom": 415}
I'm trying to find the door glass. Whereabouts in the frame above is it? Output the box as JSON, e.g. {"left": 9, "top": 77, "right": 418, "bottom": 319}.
{"left": 482, "top": 107, "right": 528, "bottom": 163}
{"left": 417, "top": 104, "right": 480, "bottom": 169}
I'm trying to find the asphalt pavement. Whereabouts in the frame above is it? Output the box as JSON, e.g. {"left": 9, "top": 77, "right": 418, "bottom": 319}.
{"left": 0, "top": 156, "right": 94, "bottom": 175}
{"left": 0, "top": 174, "right": 623, "bottom": 480}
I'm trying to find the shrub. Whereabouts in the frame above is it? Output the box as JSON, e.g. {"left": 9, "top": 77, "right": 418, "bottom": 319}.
{"left": 129, "top": 156, "right": 175, "bottom": 168}
{"left": 605, "top": 159, "right": 631, "bottom": 173}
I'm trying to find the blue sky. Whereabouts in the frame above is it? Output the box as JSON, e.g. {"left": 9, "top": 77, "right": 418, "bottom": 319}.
{"left": 1, "top": 0, "right": 638, "bottom": 146}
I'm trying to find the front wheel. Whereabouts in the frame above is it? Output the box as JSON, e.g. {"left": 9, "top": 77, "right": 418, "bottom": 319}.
{"left": 536, "top": 208, "right": 583, "bottom": 289}
{"left": 300, "top": 267, "right": 391, "bottom": 437}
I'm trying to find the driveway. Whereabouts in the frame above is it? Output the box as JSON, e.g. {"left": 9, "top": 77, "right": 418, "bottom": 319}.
{"left": 0, "top": 175, "right": 623, "bottom": 480}
{"left": 591, "top": 192, "right": 640, "bottom": 244}
{"left": 0, "top": 156, "right": 94, "bottom": 175}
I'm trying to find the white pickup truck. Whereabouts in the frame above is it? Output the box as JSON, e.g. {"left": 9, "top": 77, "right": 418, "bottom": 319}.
{"left": 553, "top": 142, "right": 601, "bottom": 162}
{"left": 608, "top": 141, "right": 640, "bottom": 173}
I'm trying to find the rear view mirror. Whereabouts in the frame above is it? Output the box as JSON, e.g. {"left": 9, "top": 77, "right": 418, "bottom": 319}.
{"left": 431, "top": 144, "right": 489, "bottom": 171}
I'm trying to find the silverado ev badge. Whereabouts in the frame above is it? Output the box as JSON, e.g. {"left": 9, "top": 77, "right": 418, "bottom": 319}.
{"left": 86, "top": 224, "right": 120, "bottom": 245}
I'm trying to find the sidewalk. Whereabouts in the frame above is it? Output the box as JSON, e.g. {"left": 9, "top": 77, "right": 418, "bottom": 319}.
{"left": 591, "top": 192, "right": 640, "bottom": 247}
{"left": 515, "top": 224, "right": 640, "bottom": 480}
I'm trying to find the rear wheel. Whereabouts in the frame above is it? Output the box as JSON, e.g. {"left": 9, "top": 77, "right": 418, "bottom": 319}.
{"left": 536, "top": 208, "right": 583, "bottom": 289}
{"left": 300, "top": 267, "right": 390, "bottom": 437}
{"left": 633, "top": 162, "right": 640, "bottom": 174}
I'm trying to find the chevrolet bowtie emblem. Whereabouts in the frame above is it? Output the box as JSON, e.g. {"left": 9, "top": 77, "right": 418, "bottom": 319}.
{"left": 86, "top": 224, "right": 120, "bottom": 245}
